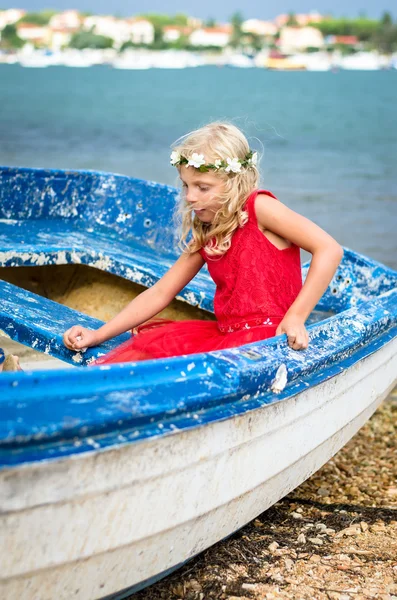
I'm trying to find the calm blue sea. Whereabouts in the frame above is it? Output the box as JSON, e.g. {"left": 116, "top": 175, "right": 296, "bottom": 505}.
{"left": 0, "top": 65, "right": 396, "bottom": 268}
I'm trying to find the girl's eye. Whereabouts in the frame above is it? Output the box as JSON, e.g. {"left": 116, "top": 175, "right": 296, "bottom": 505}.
{"left": 199, "top": 187, "right": 209, "bottom": 192}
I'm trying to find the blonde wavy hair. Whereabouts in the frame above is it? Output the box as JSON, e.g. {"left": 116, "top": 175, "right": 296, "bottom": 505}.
{"left": 172, "top": 122, "right": 260, "bottom": 257}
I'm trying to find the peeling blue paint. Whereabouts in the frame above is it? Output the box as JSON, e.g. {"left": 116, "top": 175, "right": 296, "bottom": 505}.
{"left": 0, "top": 166, "right": 396, "bottom": 469}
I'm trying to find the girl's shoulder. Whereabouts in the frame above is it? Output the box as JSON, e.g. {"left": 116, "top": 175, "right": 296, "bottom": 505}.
{"left": 245, "top": 189, "right": 278, "bottom": 221}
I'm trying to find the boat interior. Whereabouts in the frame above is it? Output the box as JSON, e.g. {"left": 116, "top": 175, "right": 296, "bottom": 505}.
{"left": 0, "top": 166, "right": 396, "bottom": 369}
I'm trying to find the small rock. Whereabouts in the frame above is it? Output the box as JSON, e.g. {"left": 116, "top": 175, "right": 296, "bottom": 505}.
{"left": 317, "top": 487, "right": 330, "bottom": 496}
{"left": 292, "top": 511, "right": 303, "bottom": 519}
{"left": 296, "top": 507, "right": 303, "bottom": 513}
{"left": 335, "top": 525, "right": 361, "bottom": 538}
{"left": 325, "top": 528, "right": 336, "bottom": 535}
{"left": 241, "top": 583, "right": 258, "bottom": 591}
{"left": 297, "top": 533, "right": 306, "bottom": 544}
{"left": 315, "top": 523, "right": 327, "bottom": 531}
{"left": 268, "top": 541, "right": 279, "bottom": 552}
{"left": 186, "top": 579, "right": 202, "bottom": 592}
{"left": 360, "top": 521, "right": 369, "bottom": 532}
{"left": 309, "top": 554, "right": 322, "bottom": 562}
{"left": 284, "top": 558, "right": 294, "bottom": 570}
{"left": 308, "top": 537, "right": 324, "bottom": 546}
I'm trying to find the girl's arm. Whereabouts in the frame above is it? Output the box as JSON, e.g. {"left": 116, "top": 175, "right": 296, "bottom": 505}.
{"left": 63, "top": 251, "right": 205, "bottom": 351}
{"left": 255, "top": 194, "right": 343, "bottom": 350}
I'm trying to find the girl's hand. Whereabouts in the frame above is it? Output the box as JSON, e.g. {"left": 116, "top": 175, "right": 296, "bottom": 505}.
{"left": 276, "top": 316, "right": 309, "bottom": 351}
{"left": 63, "top": 326, "right": 99, "bottom": 351}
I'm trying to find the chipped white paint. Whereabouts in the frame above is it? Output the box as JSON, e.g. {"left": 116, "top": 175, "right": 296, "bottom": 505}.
{"left": 0, "top": 339, "right": 396, "bottom": 600}
{"left": 92, "top": 255, "right": 113, "bottom": 271}
{"left": 116, "top": 213, "right": 131, "bottom": 223}
{"left": 271, "top": 364, "right": 288, "bottom": 394}
{"left": 72, "top": 353, "right": 84, "bottom": 364}
{"left": 187, "top": 363, "right": 195, "bottom": 372}
{"left": 184, "top": 291, "right": 199, "bottom": 306}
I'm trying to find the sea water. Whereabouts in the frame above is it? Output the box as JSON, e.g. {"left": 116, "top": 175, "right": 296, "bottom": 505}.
{"left": 1, "top": 65, "right": 396, "bottom": 268}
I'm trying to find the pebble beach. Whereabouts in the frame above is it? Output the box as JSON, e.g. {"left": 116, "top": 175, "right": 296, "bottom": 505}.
{"left": 132, "top": 387, "right": 397, "bottom": 600}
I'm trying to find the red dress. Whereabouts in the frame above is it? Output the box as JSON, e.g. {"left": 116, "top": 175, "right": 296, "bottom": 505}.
{"left": 92, "top": 189, "right": 302, "bottom": 364}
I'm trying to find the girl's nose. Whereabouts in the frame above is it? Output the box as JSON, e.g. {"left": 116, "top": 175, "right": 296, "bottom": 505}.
{"left": 186, "top": 190, "right": 197, "bottom": 204}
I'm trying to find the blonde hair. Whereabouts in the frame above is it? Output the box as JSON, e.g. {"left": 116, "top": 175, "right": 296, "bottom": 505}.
{"left": 172, "top": 122, "right": 260, "bottom": 257}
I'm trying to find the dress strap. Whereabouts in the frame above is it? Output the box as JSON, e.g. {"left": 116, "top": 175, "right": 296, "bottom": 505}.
{"left": 245, "top": 189, "right": 278, "bottom": 222}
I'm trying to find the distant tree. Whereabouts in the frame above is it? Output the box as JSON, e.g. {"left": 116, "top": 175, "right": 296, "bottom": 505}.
{"left": 0, "top": 23, "right": 24, "bottom": 48}
{"left": 174, "top": 13, "right": 188, "bottom": 26}
{"left": 380, "top": 12, "right": 393, "bottom": 27}
{"left": 138, "top": 13, "right": 188, "bottom": 28}
{"left": 373, "top": 13, "right": 397, "bottom": 54}
{"left": 230, "top": 11, "right": 244, "bottom": 48}
{"left": 313, "top": 17, "right": 378, "bottom": 41}
{"left": 18, "top": 11, "right": 56, "bottom": 25}
{"left": 69, "top": 32, "right": 114, "bottom": 49}
{"left": 205, "top": 18, "right": 217, "bottom": 28}
{"left": 242, "top": 32, "right": 264, "bottom": 52}
{"left": 286, "top": 12, "right": 298, "bottom": 26}
{"left": 151, "top": 24, "right": 166, "bottom": 49}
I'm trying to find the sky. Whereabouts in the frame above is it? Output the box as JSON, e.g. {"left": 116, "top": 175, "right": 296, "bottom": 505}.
{"left": 3, "top": 1, "right": 396, "bottom": 21}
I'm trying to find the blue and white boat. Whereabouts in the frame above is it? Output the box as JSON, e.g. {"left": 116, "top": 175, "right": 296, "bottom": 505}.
{"left": 0, "top": 166, "right": 396, "bottom": 600}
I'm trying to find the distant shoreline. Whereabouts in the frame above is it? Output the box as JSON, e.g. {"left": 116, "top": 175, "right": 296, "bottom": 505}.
{"left": 1, "top": 47, "right": 395, "bottom": 71}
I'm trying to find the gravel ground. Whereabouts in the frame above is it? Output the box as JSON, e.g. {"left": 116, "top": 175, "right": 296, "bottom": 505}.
{"left": 133, "top": 386, "right": 397, "bottom": 600}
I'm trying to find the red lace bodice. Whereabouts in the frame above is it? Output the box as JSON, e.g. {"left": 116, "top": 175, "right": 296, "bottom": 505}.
{"left": 199, "top": 189, "right": 302, "bottom": 332}
{"left": 93, "top": 189, "right": 304, "bottom": 365}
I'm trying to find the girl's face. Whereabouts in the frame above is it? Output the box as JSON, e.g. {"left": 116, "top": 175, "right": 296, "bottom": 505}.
{"left": 180, "top": 165, "right": 226, "bottom": 224}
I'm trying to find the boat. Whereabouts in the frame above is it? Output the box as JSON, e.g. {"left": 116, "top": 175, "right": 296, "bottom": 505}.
{"left": 0, "top": 166, "right": 396, "bottom": 600}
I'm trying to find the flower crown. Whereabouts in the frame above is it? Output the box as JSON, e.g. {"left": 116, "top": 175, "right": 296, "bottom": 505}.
{"left": 170, "top": 149, "right": 258, "bottom": 174}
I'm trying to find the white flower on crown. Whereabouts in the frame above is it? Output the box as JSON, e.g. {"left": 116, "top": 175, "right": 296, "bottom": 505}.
{"left": 225, "top": 157, "right": 242, "bottom": 173}
{"left": 187, "top": 153, "right": 206, "bottom": 168}
{"left": 250, "top": 151, "right": 258, "bottom": 166}
{"left": 170, "top": 151, "right": 181, "bottom": 165}
{"left": 214, "top": 159, "right": 222, "bottom": 169}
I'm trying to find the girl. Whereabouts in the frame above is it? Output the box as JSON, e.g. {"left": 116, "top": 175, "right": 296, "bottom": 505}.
{"left": 63, "top": 122, "right": 343, "bottom": 363}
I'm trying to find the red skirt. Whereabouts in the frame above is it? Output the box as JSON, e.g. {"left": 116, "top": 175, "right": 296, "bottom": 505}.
{"left": 91, "top": 317, "right": 281, "bottom": 365}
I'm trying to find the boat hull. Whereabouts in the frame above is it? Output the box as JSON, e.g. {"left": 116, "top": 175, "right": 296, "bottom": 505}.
{"left": 1, "top": 335, "right": 395, "bottom": 600}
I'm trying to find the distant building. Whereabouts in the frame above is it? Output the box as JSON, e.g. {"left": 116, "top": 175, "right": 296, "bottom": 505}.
{"left": 49, "top": 28, "right": 78, "bottom": 51}
{"left": 16, "top": 23, "right": 50, "bottom": 46}
{"left": 83, "top": 15, "right": 127, "bottom": 46}
{"left": 275, "top": 11, "right": 324, "bottom": 28}
{"left": 127, "top": 18, "right": 155, "bottom": 45}
{"left": 163, "top": 25, "right": 192, "bottom": 42}
{"left": 0, "top": 9, "right": 26, "bottom": 30}
{"left": 326, "top": 35, "right": 359, "bottom": 46}
{"left": 49, "top": 10, "right": 82, "bottom": 31}
{"left": 189, "top": 25, "right": 232, "bottom": 47}
{"left": 279, "top": 26, "right": 324, "bottom": 53}
{"left": 242, "top": 19, "right": 277, "bottom": 37}
{"left": 82, "top": 16, "right": 154, "bottom": 48}
{"left": 187, "top": 17, "right": 203, "bottom": 29}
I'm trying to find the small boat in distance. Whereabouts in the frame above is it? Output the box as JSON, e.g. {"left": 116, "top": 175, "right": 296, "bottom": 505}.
{"left": 0, "top": 166, "right": 396, "bottom": 600}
